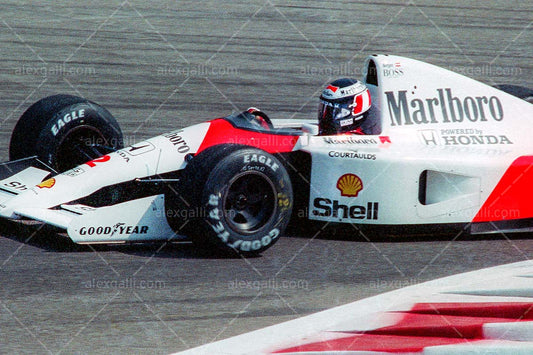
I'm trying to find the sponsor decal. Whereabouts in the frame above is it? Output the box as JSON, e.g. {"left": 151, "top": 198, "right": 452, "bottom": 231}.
{"left": 37, "top": 178, "right": 56, "bottom": 189}
{"left": 117, "top": 150, "right": 130, "bottom": 163}
{"left": 328, "top": 151, "right": 376, "bottom": 161}
{"left": 386, "top": 88, "right": 504, "bottom": 126}
{"left": 163, "top": 130, "right": 190, "bottom": 153}
{"left": 313, "top": 198, "right": 379, "bottom": 220}
{"left": 243, "top": 154, "right": 279, "bottom": 172}
{"left": 78, "top": 223, "right": 149, "bottom": 236}
{"left": 323, "top": 82, "right": 366, "bottom": 99}
{"left": 321, "top": 100, "right": 336, "bottom": 108}
{"left": 126, "top": 142, "right": 155, "bottom": 156}
{"left": 422, "top": 145, "right": 512, "bottom": 157}
{"left": 336, "top": 174, "right": 363, "bottom": 197}
{"left": 85, "top": 155, "right": 111, "bottom": 168}
{"left": 51, "top": 109, "right": 86, "bottom": 136}
{"left": 3, "top": 181, "right": 28, "bottom": 192}
{"left": 419, "top": 129, "right": 513, "bottom": 146}
{"left": 207, "top": 194, "right": 280, "bottom": 252}
{"left": 340, "top": 85, "right": 365, "bottom": 96}
{"left": 383, "top": 62, "right": 404, "bottom": 78}
{"left": 378, "top": 135, "right": 392, "bottom": 148}
{"left": 379, "top": 136, "right": 391, "bottom": 144}
{"left": 229, "top": 229, "right": 280, "bottom": 252}
{"left": 277, "top": 192, "right": 291, "bottom": 211}
{"left": 62, "top": 167, "right": 85, "bottom": 177}
{"left": 339, "top": 117, "right": 353, "bottom": 127}
{"left": 323, "top": 136, "right": 378, "bottom": 145}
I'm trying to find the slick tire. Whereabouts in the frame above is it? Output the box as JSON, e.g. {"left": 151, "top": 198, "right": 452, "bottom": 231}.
{"left": 9, "top": 94, "right": 123, "bottom": 172}
{"left": 166, "top": 145, "right": 293, "bottom": 255}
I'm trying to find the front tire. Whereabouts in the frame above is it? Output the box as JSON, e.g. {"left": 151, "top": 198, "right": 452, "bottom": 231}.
{"left": 166, "top": 145, "right": 293, "bottom": 255}
{"left": 9, "top": 94, "right": 123, "bottom": 172}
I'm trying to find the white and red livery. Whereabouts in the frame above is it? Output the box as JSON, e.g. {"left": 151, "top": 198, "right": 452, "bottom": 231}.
{"left": 0, "top": 55, "right": 531, "bottom": 254}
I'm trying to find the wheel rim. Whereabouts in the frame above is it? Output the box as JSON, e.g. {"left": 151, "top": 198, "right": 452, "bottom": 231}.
{"left": 54, "top": 125, "right": 109, "bottom": 171}
{"left": 222, "top": 171, "right": 277, "bottom": 234}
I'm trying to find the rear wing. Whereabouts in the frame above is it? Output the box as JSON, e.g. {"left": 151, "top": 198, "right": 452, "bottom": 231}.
{"left": 362, "top": 55, "right": 533, "bottom": 141}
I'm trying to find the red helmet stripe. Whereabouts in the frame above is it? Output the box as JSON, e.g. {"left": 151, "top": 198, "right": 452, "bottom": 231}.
{"left": 352, "top": 89, "right": 371, "bottom": 116}
{"left": 352, "top": 94, "right": 363, "bottom": 115}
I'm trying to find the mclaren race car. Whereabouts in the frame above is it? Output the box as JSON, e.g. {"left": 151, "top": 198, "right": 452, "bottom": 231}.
{"left": 1, "top": 55, "right": 532, "bottom": 254}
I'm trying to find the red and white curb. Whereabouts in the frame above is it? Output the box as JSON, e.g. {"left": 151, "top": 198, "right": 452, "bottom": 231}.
{"left": 174, "top": 260, "right": 533, "bottom": 354}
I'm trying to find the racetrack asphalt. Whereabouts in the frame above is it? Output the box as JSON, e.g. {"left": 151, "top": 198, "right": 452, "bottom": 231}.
{"left": 0, "top": 1, "right": 532, "bottom": 354}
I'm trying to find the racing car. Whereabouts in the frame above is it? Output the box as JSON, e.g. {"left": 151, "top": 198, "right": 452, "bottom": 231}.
{"left": 0, "top": 54, "right": 532, "bottom": 255}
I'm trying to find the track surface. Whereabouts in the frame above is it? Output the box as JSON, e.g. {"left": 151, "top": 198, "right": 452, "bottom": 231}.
{"left": 0, "top": 1, "right": 532, "bottom": 354}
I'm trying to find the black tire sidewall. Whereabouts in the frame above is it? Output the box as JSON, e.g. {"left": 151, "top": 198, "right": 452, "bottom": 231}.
{"left": 37, "top": 101, "right": 122, "bottom": 168}
{"left": 9, "top": 94, "right": 87, "bottom": 161}
{"left": 201, "top": 149, "right": 293, "bottom": 254}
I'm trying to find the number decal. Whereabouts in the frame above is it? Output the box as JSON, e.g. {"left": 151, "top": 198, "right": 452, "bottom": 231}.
{"left": 85, "top": 155, "right": 111, "bottom": 168}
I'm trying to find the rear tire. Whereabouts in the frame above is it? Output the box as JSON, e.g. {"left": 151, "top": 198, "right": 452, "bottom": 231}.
{"left": 494, "top": 84, "right": 533, "bottom": 103}
{"left": 166, "top": 145, "right": 293, "bottom": 255}
{"left": 9, "top": 94, "right": 123, "bottom": 172}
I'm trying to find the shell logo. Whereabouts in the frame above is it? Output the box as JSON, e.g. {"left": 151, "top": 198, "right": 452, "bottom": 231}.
{"left": 37, "top": 178, "right": 56, "bottom": 189}
{"left": 336, "top": 174, "right": 363, "bottom": 197}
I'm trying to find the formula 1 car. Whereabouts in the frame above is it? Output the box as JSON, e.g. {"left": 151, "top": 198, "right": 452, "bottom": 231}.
{"left": 1, "top": 55, "right": 532, "bottom": 255}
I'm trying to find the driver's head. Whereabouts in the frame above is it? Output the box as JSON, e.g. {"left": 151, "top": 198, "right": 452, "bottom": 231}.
{"left": 318, "top": 78, "right": 371, "bottom": 135}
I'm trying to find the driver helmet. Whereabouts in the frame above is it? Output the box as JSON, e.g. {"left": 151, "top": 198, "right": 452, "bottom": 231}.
{"left": 318, "top": 78, "right": 371, "bottom": 135}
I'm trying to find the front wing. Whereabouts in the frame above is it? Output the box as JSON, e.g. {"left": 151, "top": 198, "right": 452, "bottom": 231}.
{"left": 0, "top": 159, "right": 179, "bottom": 243}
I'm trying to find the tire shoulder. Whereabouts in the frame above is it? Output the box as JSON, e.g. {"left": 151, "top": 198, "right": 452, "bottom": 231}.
{"left": 10, "top": 94, "right": 88, "bottom": 160}
{"left": 166, "top": 144, "right": 293, "bottom": 255}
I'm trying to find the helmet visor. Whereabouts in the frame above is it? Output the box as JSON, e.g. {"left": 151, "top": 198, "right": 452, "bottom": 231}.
{"left": 318, "top": 98, "right": 353, "bottom": 121}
